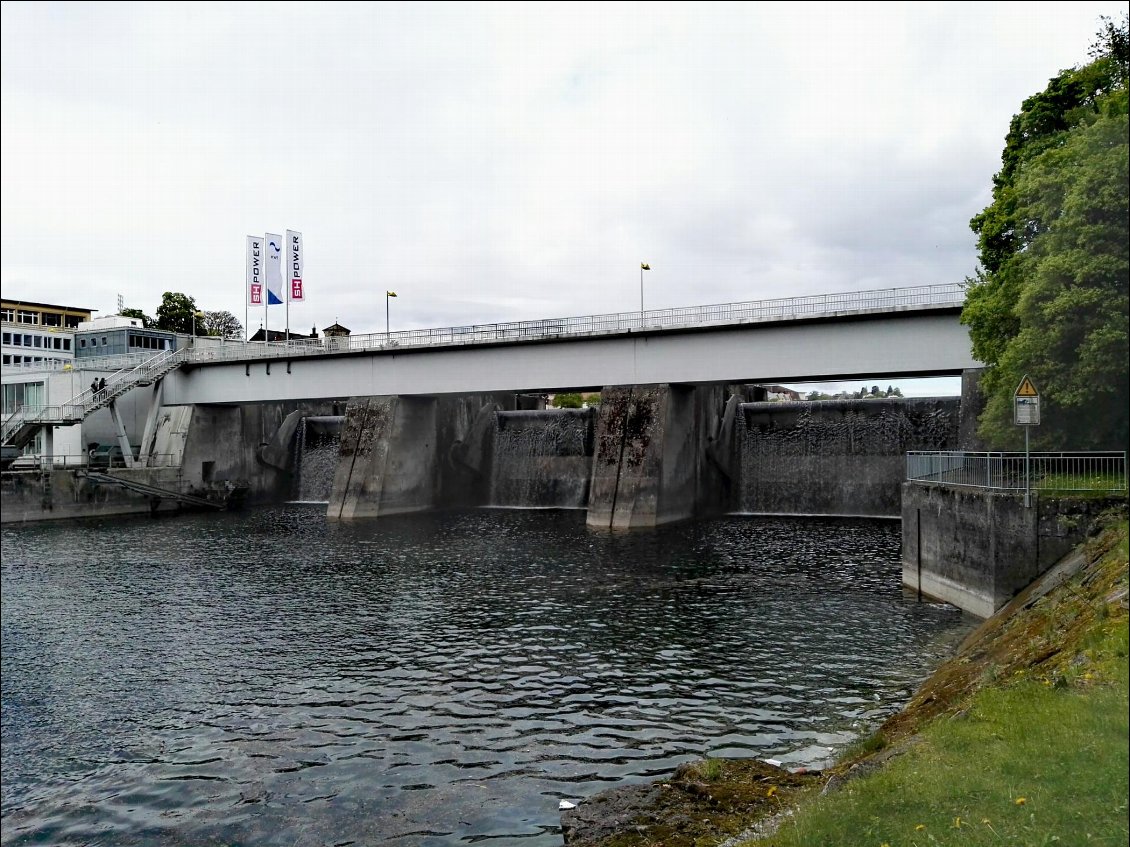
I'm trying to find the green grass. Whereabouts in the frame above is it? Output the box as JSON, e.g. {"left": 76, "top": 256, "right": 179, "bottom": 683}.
{"left": 1035, "top": 472, "right": 1128, "bottom": 497}
{"left": 742, "top": 519, "right": 1129, "bottom": 847}
{"left": 746, "top": 659, "right": 1127, "bottom": 846}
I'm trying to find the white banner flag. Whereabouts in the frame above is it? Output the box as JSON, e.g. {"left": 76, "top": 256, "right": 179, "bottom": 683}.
{"left": 246, "top": 235, "right": 263, "bottom": 307}
{"left": 286, "top": 230, "right": 304, "bottom": 302}
{"left": 265, "top": 233, "right": 284, "bottom": 306}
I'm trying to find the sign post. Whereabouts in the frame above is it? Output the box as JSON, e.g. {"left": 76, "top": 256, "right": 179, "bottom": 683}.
{"left": 1013, "top": 376, "right": 1040, "bottom": 507}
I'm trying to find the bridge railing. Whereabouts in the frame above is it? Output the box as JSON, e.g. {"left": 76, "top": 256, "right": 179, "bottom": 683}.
{"left": 186, "top": 282, "right": 966, "bottom": 367}
{"left": 906, "top": 451, "right": 1128, "bottom": 494}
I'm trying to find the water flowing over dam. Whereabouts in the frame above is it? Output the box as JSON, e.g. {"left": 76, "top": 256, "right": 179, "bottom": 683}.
{"left": 292, "top": 415, "right": 344, "bottom": 502}
{"left": 737, "top": 398, "right": 962, "bottom": 518}
{"left": 489, "top": 409, "right": 595, "bottom": 509}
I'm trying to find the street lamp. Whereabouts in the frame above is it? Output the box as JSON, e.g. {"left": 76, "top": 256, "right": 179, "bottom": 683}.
{"left": 640, "top": 262, "right": 650, "bottom": 313}
{"left": 386, "top": 290, "right": 397, "bottom": 336}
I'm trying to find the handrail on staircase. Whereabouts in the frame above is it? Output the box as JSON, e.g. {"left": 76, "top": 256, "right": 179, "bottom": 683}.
{"left": 2, "top": 348, "right": 187, "bottom": 445}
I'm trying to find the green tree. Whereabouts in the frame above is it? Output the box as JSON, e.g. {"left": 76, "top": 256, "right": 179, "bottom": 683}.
{"left": 154, "top": 292, "right": 200, "bottom": 334}
{"left": 201, "top": 310, "right": 244, "bottom": 340}
{"left": 553, "top": 392, "right": 584, "bottom": 409}
{"left": 962, "top": 14, "right": 1129, "bottom": 449}
{"left": 120, "top": 307, "right": 152, "bottom": 327}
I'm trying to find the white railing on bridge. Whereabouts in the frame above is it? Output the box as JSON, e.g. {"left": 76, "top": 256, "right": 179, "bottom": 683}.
{"left": 189, "top": 282, "right": 966, "bottom": 367}
{"left": 907, "top": 451, "right": 1128, "bottom": 494}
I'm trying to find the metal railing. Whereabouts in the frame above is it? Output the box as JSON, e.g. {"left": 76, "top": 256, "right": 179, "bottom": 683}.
{"left": 188, "top": 282, "right": 966, "bottom": 367}
{"left": 1, "top": 452, "right": 182, "bottom": 471}
{"left": 907, "top": 451, "right": 1128, "bottom": 493}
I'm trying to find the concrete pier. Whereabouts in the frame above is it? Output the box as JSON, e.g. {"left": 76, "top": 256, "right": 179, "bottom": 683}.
{"left": 586, "top": 385, "right": 701, "bottom": 529}
{"left": 328, "top": 396, "right": 438, "bottom": 519}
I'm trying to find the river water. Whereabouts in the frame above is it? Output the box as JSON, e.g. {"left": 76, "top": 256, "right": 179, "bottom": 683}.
{"left": 1, "top": 507, "right": 970, "bottom": 846}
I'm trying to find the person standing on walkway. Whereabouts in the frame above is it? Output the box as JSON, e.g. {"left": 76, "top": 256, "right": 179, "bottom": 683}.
{"left": 90, "top": 379, "right": 98, "bottom": 399}
{"left": 98, "top": 377, "right": 106, "bottom": 399}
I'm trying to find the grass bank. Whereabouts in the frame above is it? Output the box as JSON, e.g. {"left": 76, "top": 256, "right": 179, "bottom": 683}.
{"left": 742, "top": 513, "right": 1129, "bottom": 847}
{"left": 563, "top": 510, "right": 1129, "bottom": 846}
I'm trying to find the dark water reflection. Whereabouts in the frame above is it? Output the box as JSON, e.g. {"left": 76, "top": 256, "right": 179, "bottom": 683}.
{"left": 1, "top": 507, "right": 970, "bottom": 846}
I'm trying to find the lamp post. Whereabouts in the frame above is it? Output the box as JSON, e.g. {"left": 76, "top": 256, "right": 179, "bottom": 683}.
{"left": 640, "top": 262, "right": 650, "bottom": 313}
{"left": 386, "top": 290, "right": 397, "bottom": 336}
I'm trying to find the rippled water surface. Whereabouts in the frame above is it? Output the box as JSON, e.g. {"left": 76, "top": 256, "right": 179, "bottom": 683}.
{"left": 1, "top": 507, "right": 970, "bottom": 846}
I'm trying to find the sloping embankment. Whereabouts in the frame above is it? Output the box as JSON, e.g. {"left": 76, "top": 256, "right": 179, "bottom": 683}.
{"left": 562, "top": 507, "right": 1129, "bottom": 846}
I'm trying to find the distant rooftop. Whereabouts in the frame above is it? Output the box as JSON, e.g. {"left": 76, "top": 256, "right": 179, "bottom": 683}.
{"left": 1, "top": 298, "right": 96, "bottom": 313}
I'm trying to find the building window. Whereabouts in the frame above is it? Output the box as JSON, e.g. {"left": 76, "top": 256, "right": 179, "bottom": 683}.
{"left": 33, "top": 336, "right": 42, "bottom": 348}
{"left": 1, "top": 380, "right": 44, "bottom": 414}
{"left": 65, "top": 316, "right": 80, "bottom": 328}
{"left": 17, "top": 310, "right": 38, "bottom": 325}
{"left": 42, "top": 313, "right": 61, "bottom": 327}
{"left": 1, "top": 308, "right": 13, "bottom": 322}
{"left": 80, "top": 339, "right": 86, "bottom": 348}
{"left": 2, "top": 332, "right": 9, "bottom": 344}
{"left": 63, "top": 339, "right": 71, "bottom": 351}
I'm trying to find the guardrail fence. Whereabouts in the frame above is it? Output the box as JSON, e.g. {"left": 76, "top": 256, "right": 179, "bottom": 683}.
{"left": 907, "top": 451, "right": 1128, "bottom": 494}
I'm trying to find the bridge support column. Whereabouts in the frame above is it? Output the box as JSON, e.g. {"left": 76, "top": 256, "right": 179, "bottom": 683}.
{"left": 42, "top": 426, "right": 54, "bottom": 470}
{"left": 137, "top": 379, "right": 165, "bottom": 468}
{"left": 328, "top": 395, "right": 438, "bottom": 520}
{"left": 586, "top": 384, "right": 700, "bottom": 529}
{"left": 108, "top": 400, "right": 136, "bottom": 469}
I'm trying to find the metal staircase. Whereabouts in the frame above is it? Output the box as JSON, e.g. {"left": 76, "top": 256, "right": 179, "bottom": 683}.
{"left": 1, "top": 348, "right": 187, "bottom": 448}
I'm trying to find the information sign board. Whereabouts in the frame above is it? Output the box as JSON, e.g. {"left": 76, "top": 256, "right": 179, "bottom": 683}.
{"left": 1013, "top": 375, "right": 1041, "bottom": 426}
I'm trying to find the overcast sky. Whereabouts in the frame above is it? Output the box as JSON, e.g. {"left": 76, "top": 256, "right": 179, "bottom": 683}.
{"left": 1, "top": 1, "right": 1123, "bottom": 392}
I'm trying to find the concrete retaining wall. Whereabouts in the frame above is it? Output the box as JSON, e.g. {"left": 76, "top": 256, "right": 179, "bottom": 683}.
{"left": 902, "top": 482, "right": 1122, "bottom": 617}
{"left": 181, "top": 400, "right": 343, "bottom": 503}
{"left": 1, "top": 467, "right": 192, "bottom": 523}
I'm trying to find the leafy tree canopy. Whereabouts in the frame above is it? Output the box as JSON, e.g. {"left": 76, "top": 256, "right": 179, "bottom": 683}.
{"left": 553, "top": 392, "right": 585, "bottom": 409}
{"left": 154, "top": 292, "right": 200, "bottom": 334}
{"left": 201, "top": 310, "right": 244, "bottom": 340}
{"left": 120, "top": 307, "right": 152, "bottom": 328}
{"left": 962, "top": 14, "right": 1129, "bottom": 449}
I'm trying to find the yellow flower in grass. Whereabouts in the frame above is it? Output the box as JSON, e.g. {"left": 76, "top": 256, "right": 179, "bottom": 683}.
{"left": 766, "top": 785, "right": 777, "bottom": 798}
{"left": 1015, "top": 797, "right": 1027, "bottom": 806}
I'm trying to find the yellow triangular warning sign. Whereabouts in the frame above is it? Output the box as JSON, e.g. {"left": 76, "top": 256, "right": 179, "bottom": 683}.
{"left": 1015, "top": 376, "right": 1039, "bottom": 397}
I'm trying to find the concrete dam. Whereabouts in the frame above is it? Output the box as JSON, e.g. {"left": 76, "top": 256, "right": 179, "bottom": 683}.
{"left": 296, "top": 385, "right": 970, "bottom": 526}
{"left": 0, "top": 382, "right": 974, "bottom": 525}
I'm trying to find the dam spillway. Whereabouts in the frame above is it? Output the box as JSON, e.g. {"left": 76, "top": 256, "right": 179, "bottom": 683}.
{"left": 737, "top": 398, "right": 961, "bottom": 518}
{"left": 489, "top": 409, "right": 595, "bottom": 509}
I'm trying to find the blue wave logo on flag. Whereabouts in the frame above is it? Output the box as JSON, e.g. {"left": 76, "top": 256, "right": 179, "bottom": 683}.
{"left": 268, "top": 291, "right": 284, "bottom": 305}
